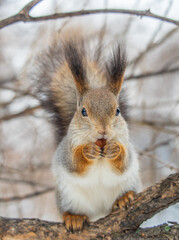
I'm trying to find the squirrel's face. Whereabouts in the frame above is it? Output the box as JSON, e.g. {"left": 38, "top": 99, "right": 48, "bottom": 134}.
{"left": 73, "top": 88, "right": 126, "bottom": 143}
{"left": 65, "top": 42, "right": 127, "bottom": 144}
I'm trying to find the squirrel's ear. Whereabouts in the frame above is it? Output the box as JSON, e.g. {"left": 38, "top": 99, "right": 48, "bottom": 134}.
{"left": 64, "top": 41, "right": 88, "bottom": 96}
{"left": 106, "top": 45, "right": 126, "bottom": 96}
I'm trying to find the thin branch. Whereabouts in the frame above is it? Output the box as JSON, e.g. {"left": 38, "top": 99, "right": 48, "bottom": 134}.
{"left": 130, "top": 99, "right": 179, "bottom": 109}
{"left": 126, "top": 66, "right": 179, "bottom": 80}
{"left": 0, "top": 162, "right": 51, "bottom": 174}
{"left": 129, "top": 1, "right": 176, "bottom": 67}
{"left": 122, "top": 0, "right": 141, "bottom": 36}
{"left": 0, "top": 177, "right": 52, "bottom": 188}
{"left": 141, "top": 152, "right": 179, "bottom": 172}
{"left": 0, "top": 1, "right": 179, "bottom": 30}
{"left": 142, "top": 137, "right": 174, "bottom": 152}
{"left": 137, "top": 119, "right": 179, "bottom": 127}
{"left": 129, "top": 27, "right": 178, "bottom": 66}
{"left": 130, "top": 120, "right": 179, "bottom": 136}
{"left": 0, "top": 85, "right": 38, "bottom": 100}
{"left": 0, "top": 187, "right": 54, "bottom": 202}
{"left": 0, "top": 173, "right": 178, "bottom": 239}
{"left": 0, "top": 76, "right": 18, "bottom": 85}
{"left": 0, "top": 105, "right": 41, "bottom": 122}
{"left": 19, "top": 0, "right": 42, "bottom": 14}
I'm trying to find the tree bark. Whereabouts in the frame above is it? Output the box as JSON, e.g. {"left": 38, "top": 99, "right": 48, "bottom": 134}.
{"left": 0, "top": 173, "right": 179, "bottom": 240}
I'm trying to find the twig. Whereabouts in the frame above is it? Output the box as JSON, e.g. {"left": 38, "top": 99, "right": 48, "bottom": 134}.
{"left": 0, "top": 0, "right": 179, "bottom": 30}
{"left": 0, "top": 105, "right": 41, "bottom": 122}
{"left": 0, "top": 76, "right": 18, "bottom": 85}
{"left": 122, "top": 0, "right": 141, "bottom": 36}
{"left": 0, "top": 187, "right": 54, "bottom": 202}
{"left": 19, "top": 0, "right": 42, "bottom": 14}
{"left": 0, "top": 85, "right": 38, "bottom": 99}
{"left": 141, "top": 152, "right": 179, "bottom": 172}
{"left": 130, "top": 120, "right": 179, "bottom": 135}
{"left": 126, "top": 66, "right": 179, "bottom": 80}
{"left": 137, "top": 119, "right": 179, "bottom": 127}
{"left": 129, "top": 27, "right": 178, "bottom": 66}
{"left": 0, "top": 177, "right": 52, "bottom": 188}
{"left": 130, "top": 99, "right": 179, "bottom": 109}
{"left": 142, "top": 137, "right": 174, "bottom": 152}
{"left": 129, "top": 1, "right": 176, "bottom": 67}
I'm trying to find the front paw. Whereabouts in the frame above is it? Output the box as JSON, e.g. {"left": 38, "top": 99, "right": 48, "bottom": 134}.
{"left": 63, "top": 212, "right": 89, "bottom": 232}
{"left": 112, "top": 191, "right": 136, "bottom": 210}
{"left": 104, "top": 141, "right": 127, "bottom": 173}
{"left": 103, "top": 141, "right": 122, "bottom": 160}
{"left": 82, "top": 143, "right": 101, "bottom": 160}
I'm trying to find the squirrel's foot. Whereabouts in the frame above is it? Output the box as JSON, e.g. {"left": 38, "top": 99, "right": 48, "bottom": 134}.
{"left": 63, "top": 211, "right": 89, "bottom": 232}
{"left": 112, "top": 191, "right": 135, "bottom": 210}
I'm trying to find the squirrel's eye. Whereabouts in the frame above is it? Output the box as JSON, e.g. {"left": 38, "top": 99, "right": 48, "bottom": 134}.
{"left": 116, "top": 107, "right": 120, "bottom": 116}
{"left": 81, "top": 107, "right": 88, "bottom": 117}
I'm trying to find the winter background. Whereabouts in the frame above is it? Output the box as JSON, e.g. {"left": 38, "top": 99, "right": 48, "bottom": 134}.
{"left": 0, "top": 0, "right": 179, "bottom": 228}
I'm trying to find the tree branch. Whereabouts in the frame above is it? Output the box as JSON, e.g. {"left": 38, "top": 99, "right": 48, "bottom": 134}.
{"left": 0, "top": 105, "right": 41, "bottom": 122}
{"left": 126, "top": 66, "right": 179, "bottom": 80}
{"left": 0, "top": 173, "right": 178, "bottom": 239}
{"left": 132, "top": 119, "right": 179, "bottom": 127}
{"left": 0, "top": 0, "right": 178, "bottom": 30}
{"left": 19, "top": 0, "right": 42, "bottom": 14}
{"left": 129, "top": 27, "right": 178, "bottom": 66}
{"left": 0, "top": 177, "right": 52, "bottom": 187}
{"left": 131, "top": 120, "right": 179, "bottom": 136}
{"left": 0, "top": 187, "right": 54, "bottom": 202}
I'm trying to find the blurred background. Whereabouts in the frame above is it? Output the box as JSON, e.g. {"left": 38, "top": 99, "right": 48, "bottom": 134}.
{"left": 0, "top": 0, "right": 178, "bottom": 227}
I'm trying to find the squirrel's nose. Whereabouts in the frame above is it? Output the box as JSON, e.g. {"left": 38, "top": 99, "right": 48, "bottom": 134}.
{"left": 98, "top": 130, "right": 105, "bottom": 135}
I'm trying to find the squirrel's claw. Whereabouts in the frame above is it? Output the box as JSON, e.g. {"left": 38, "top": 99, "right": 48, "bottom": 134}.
{"left": 112, "top": 191, "right": 136, "bottom": 211}
{"left": 63, "top": 212, "right": 89, "bottom": 232}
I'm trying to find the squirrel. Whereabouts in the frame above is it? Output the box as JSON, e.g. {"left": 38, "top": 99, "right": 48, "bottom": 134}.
{"left": 31, "top": 30, "right": 141, "bottom": 232}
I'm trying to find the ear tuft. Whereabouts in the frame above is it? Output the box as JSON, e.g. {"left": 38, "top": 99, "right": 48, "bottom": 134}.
{"left": 64, "top": 40, "right": 88, "bottom": 96}
{"left": 106, "top": 44, "right": 127, "bottom": 95}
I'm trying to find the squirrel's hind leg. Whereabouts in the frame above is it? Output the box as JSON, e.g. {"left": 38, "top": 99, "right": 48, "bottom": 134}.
{"left": 63, "top": 211, "right": 89, "bottom": 232}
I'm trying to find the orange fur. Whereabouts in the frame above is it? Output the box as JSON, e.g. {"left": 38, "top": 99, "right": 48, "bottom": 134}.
{"left": 73, "top": 144, "right": 95, "bottom": 175}
{"left": 73, "top": 142, "right": 126, "bottom": 174}
{"left": 105, "top": 142, "right": 127, "bottom": 173}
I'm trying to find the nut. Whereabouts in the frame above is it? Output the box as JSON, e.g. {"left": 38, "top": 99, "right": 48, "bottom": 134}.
{"left": 95, "top": 139, "right": 107, "bottom": 149}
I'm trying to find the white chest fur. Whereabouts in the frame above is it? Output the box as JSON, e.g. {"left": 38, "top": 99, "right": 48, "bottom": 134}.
{"left": 53, "top": 152, "right": 140, "bottom": 221}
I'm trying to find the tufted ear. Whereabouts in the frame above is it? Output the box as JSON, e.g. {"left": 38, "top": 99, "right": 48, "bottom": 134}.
{"left": 106, "top": 44, "right": 126, "bottom": 96}
{"left": 64, "top": 40, "right": 88, "bottom": 97}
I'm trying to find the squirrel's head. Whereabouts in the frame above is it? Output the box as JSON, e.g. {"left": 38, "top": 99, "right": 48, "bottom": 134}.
{"left": 79, "top": 88, "right": 121, "bottom": 140}
{"left": 65, "top": 41, "right": 127, "bottom": 144}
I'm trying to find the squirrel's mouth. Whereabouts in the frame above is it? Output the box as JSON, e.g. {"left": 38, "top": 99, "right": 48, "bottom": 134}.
{"left": 95, "top": 138, "right": 107, "bottom": 149}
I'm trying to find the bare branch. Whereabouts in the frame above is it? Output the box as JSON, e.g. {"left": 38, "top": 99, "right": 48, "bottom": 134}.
{"left": 0, "top": 173, "right": 178, "bottom": 239}
{"left": 0, "top": 76, "right": 18, "bottom": 85}
{"left": 131, "top": 99, "right": 179, "bottom": 109}
{"left": 0, "top": 85, "right": 38, "bottom": 99}
{"left": 140, "top": 152, "right": 179, "bottom": 172}
{"left": 0, "top": 187, "right": 54, "bottom": 202}
{"left": 129, "top": 27, "right": 179, "bottom": 66}
{"left": 0, "top": 3, "right": 179, "bottom": 30}
{"left": 0, "top": 105, "right": 41, "bottom": 122}
{"left": 0, "top": 177, "right": 52, "bottom": 188}
{"left": 136, "top": 119, "right": 179, "bottom": 127}
{"left": 130, "top": 120, "right": 179, "bottom": 136}
{"left": 126, "top": 66, "right": 179, "bottom": 80}
{"left": 19, "top": 0, "right": 42, "bottom": 14}
{"left": 142, "top": 137, "right": 174, "bottom": 152}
